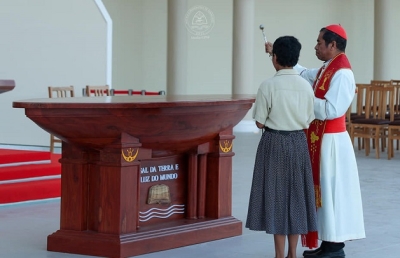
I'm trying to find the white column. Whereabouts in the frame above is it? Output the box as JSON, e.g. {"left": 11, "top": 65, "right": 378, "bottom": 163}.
{"left": 94, "top": 0, "right": 113, "bottom": 88}
{"left": 167, "top": 0, "right": 187, "bottom": 95}
{"left": 232, "top": 0, "right": 254, "bottom": 94}
{"left": 374, "top": 0, "right": 400, "bottom": 80}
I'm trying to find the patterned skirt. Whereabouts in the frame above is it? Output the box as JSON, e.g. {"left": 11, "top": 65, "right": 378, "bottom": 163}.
{"left": 245, "top": 129, "right": 317, "bottom": 235}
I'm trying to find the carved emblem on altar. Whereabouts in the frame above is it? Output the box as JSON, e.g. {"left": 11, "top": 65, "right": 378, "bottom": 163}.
{"left": 147, "top": 184, "right": 171, "bottom": 204}
{"left": 219, "top": 140, "right": 233, "bottom": 153}
{"left": 121, "top": 148, "right": 139, "bottom": 162}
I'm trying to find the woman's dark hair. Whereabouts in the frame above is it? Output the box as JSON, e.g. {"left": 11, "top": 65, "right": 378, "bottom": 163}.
{"left": 320, "top": 28, "right": 347, "bottom": 52}
{"left": 272, "top": 36, "right": 301, "bottom": 67}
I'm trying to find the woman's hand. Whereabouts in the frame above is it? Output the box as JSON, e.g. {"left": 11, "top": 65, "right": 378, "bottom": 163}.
{"left": 256, "top": 121, "right": 265, "bottom": 129}
{"left": 265, "top": 42, "right": 273, "bottom": 55}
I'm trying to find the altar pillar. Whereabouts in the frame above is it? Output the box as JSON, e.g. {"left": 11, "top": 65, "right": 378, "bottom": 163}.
{"left": 167, "top": 0, "right": 188, "bottom": 95}
{"left": 374, "top": 0, "right": 400, "bottom": 80}
{"left": 56, "top": 133, "right": 152, "bottom": 235}
{"left": 206, "top": 129, "right": 235, "bottom": 218}
{"left": 58, "top": 143, "right": 89, "bottom": 231}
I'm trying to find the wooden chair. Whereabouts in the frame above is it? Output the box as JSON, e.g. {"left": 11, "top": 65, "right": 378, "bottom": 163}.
{"left": 48, "top": 86, "right": 75, "bottom": 153}
{"left": 85, "top": 85, "right": 110, "bottom": 96}
{"left": 351, "top": 84, "right": 369, "bottom": 120}
{"left": 370, "top": 80, "right": 391, "bottom": 87}
{"left": 345, "top": 105, "right": 352, "bottom": 133}
{"left": 390, "top": 80, "right": 400, "bottom": 119}
{"left": 387, "top": 120, "right": 400, "bottom": 160}
{"left": 350, "top": 84, "right": 369, "bottom": 149}
{"left": 350, "top": 85, "right": 394, "bottom": 158}
{"left": 368, "top": 80, "right": 389, "bottom": 142}
{"left": 48, "top": 86, "right": 75, "bottom": 98}
{"left": 387, "top": 80, "right": 400, "bottom": 159}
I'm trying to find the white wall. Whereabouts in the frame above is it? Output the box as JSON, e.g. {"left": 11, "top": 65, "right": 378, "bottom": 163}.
{"left": 0, "top": 0, "right": 107, "bottom": 146}
{"left": 0, "top": 0, "right": 377, "bottom": 147}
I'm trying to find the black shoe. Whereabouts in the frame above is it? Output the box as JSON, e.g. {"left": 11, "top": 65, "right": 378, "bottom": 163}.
{"left": 303, "top": 247, "right": 323, "bottom": 256}
{"left": 303, "top": 241, "right": 327, "bottom": 256}
{"left": 304, "top": 249, "right": 345, "bottom": 258}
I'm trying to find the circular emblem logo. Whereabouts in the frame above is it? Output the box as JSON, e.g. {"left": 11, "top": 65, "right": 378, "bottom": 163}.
{"left": 185, "top": 5, "right": 215, "bottom": 37}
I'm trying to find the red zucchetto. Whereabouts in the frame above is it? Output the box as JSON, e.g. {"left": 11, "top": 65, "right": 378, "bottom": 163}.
{"left": 325, "top": 24, "right": 347, "bottom": 40}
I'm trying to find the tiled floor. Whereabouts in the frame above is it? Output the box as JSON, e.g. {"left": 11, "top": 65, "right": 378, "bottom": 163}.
{"left": 1, "top": 132, "right": 399, "bottom": 258}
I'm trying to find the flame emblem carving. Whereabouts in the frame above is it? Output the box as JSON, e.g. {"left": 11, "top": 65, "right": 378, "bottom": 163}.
{"left": 219, "top": 140, "right": 233, "bottom": 153}
{"left": 121, "top": 148, "right": 139, "bottom": 162}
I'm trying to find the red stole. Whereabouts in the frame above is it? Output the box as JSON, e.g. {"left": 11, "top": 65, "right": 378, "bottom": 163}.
{"left": 302, "top": 53, "right": 352, "bottom": 249}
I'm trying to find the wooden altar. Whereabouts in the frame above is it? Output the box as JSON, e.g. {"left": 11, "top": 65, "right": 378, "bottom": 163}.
{"left": 12, "top": 94, "right": 255, "bottom": 258}
{"left": 0, "top": 80, "right": 15, "bottom": 94}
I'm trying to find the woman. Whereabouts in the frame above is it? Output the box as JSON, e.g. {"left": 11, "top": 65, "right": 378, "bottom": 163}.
{"left": 245, "top": 36, "right": 317, "bottom": 258}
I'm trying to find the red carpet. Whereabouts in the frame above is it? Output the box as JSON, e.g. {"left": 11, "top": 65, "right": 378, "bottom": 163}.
{"left": 0, "top": 179, "right": 60, "bottom": 204}
{"left": 0, "top": 149, "right": 61, "bottom": 204}
{"left": 0, "top": 148, "right": 51, "bottom": 165}
{"left": 0, "top": 154, "right": 60, "bottom": 181}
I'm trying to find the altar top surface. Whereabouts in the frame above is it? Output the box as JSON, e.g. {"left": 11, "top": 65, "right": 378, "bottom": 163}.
{"left": 0, "top": 80, "right": 15, "bottom": 94}
{"left": 13, "top": 94, "right": 255, "bottom": 109}
{"left": 12, "top": 94, "right": 255, "bottom": 150}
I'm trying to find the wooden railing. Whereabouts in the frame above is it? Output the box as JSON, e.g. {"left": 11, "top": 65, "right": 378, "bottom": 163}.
{"left": 82, "top": 88, "right": 166, "bottom": 96}
{"left": 109, "top": 89, "right": 166, "bottom": 96}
